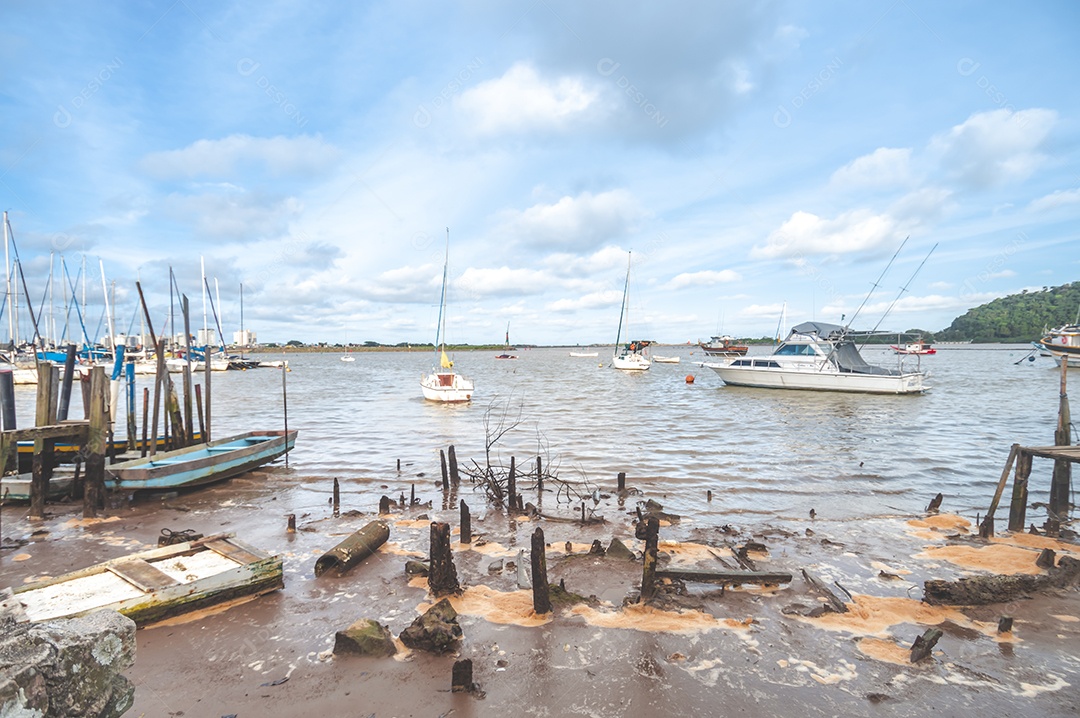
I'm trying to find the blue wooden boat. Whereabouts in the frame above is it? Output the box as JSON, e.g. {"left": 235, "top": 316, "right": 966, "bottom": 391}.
{"left": 105, "top": 430, "right": 297, "bottom": 491}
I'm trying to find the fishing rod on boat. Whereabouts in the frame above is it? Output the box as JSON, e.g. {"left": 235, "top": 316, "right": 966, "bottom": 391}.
{"left": 845, "top": 236, "right": 908, "bottom": 334}
{"left": 860, "top": 243, "right": 938, "bottom": 349}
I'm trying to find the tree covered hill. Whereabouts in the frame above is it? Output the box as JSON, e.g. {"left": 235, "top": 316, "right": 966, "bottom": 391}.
{"left": 937, "top": 281, "right": 1080, "bottom": 342}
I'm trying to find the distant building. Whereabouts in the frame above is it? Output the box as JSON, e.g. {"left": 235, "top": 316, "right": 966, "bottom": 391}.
{"left": 196, "top": 328, "right": 217, "bottom": 346}
{"left": 233, "top": 329, "right": 257, "bottom": 346}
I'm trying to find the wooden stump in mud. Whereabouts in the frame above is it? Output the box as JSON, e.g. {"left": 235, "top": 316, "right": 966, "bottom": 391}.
{"left": 531, "top": 527, "right": 551, "bottom": 614}
{"left": 440, "top": 449, "right": 449, "bottom": 491}
{"left": 429, "top": 521, "right": 460, "bottom": 596}
{"left": 507, "top": 456, "right": 517, "bottom": 511}
{"left": 460, "top": 500, "right": 472, "bottom": 544}
{"left": 640, "top": 516, "right": 660, "bottom": 601}
{"left": 448, "top": 445, "right": 460, "bottom": 487}
{"left": 452, "top": 659, "right": 474, "bottom": 692}
{"left": 910, "top": 628, "right": 943, "bottom": 662}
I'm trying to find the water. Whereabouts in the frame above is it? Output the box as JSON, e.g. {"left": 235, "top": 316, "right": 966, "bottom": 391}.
{"left": 13, "top": 344, "right": 1067, "bottom": 524}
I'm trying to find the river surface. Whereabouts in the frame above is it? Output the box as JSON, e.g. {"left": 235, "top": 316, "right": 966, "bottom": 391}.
{"left": 11, "top": 343, "right": 1068, "bottom": 524}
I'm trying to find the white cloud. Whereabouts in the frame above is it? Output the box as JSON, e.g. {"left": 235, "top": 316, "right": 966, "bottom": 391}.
{"left": 831, "top": 148, "right": 912, "bottom": 188}
{"left": 504, "top": 190, "right": 644, "bottom": 251}
{"left": 931, "top": 108, "right": 1057, "bottom": 188}
{"left": 547, "top": 290, "right": 623, "bottom": 313}
{"left": 141, "top": 134, "right": 340, "bottom": 180}
{"left": 665, "top": 269, "right": 741, "bottom": 290}
{"left": 752, "top": 209, "right": 900, "bottom": 259}
{"left": 454, "top": 266, "right": 551, "bottom": 298}
{"left": 543, "top": 246, "right": 628, "bottom": 277}
{"left": 160, "top": 189, "right": 302, "bottom": 240}
{"left": 741, "top": 303, "right": 788, "bottom": 318}
{"left": 1028, "top": 188, "right": 1080, "bottom": 212}
{"left": 456, "top": 62, "right": 598, "bottom": 135}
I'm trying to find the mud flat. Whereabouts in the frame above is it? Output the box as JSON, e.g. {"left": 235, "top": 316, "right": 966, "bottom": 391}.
{"left": 1, "top": 470, "right": 1077, "bottom": 717}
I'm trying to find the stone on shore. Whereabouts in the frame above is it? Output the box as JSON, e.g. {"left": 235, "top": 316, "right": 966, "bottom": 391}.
{"left": 398, "top": 598, "right": 462, "bottom": 654}
{"left": 333, "top": 618, "right": 397, "bottom": 658}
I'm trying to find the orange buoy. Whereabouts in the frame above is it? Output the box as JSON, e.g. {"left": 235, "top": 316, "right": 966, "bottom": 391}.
{"left": 685, "top": 375, "right": 695, "bottom": 384}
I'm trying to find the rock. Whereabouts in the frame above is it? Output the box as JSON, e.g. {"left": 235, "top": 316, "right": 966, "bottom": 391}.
{"left": 333, "top": 619, "right": 396, "bottom": 658}
{"left": 0, "top": 609, "right": 136, "bottom": 718}
{"left": 606, "top": 538, "right": 636, "bottom": 560}
{"left": 487, "top": 559, "right": 504, "bottom": 574}
{"left": 399, "top": 598, "right": 462, "bottom": 654}
{"left": 588, "top": 540, "right": 605, "bottom": 556}
{"left": 405, "top": 560, "right": 430, "bottom": 577}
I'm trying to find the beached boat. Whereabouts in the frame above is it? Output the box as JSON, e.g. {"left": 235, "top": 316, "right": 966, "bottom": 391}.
{"left": 15, "top": 433, "right": 203, "bottom": 473}
{"left": 698, "top": 335, "right": 748, "bottom": 357}
{"left": 421, "top": 230, "right": 474, "bottom": 402}
{"left": 705, "top": 321, "right": 928, "bottom": 394}
{"left": 653, "top": 355, "right": 681, "bottom": 364}
{"left": 612, "top": 252, "right": 651, "bottom": 372}
{"left": 4, "top": 533, "right": 283, "bottom": 626}
{"left": 569, "top": 351, "right": 599, "bottom": 357}
{"left": 890, "top": 338, "right": 936, "bottom": 355}
{"left": 0, "top": 467, "right": 76, "bottom": 501}
{"left": 1034, "top": 323, "right": 1080, "bottom": 367}
{"left": 105, "top": 430, "right": 297, "bottom": 491}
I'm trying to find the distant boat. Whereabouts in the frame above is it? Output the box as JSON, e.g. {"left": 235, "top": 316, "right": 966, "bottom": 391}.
{"left": 340, "top": 346, "right": 355, "bottom": 362}
{"left": 612, "top": 252, "right": 651, "bottom": 372}
{"left": 891, "top": 338, "right": 936, "bottom": 355}
{"left": 421, "top": 229, "right": 474, "bottom": 402}
{"left": 5, "top": 533, "right": 283, "bottom": 626}
{"left": 569, "top": 351, "right": 599, "bottom": 357}
{"left": 495, "top": 321, "right": 517, "bottom": 359}
{"left": 705, "top": 322, "right": 928, "bottom": 394}
{"left": 1034, "top": 312, "right": 1080, "bottom": 367}
{"left": 106, "top": 430, "right": 297, "bottom": 491}
{"left": 653, "top": 355, "right": 681, "bottom": 364}
{"left": 698, "top": 335, "right": 748, "bottom": 357}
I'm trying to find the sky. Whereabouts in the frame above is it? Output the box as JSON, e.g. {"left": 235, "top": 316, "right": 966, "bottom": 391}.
{"left": 1, "top": 1, "right": 1078, "bottom": 346}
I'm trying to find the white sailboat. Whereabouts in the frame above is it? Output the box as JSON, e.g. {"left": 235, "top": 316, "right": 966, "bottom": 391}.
{"left": 420, "top": 229, "right": 474, "bottom": 402}
{"left": 340, "top": 333, "right": 355, "bottom": 362}
{"left": 612, "top": 251, "right": 651, "bottom": 371}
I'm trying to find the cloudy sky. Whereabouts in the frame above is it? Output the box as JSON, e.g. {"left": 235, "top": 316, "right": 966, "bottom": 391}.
{"left": 1, "top": 1, "right": 1077, "bottom": 346}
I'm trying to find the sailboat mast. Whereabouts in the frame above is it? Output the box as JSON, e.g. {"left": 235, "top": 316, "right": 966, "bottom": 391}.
{"left": 614, "top": 251, "right": 631, "bottom": 356}
{"left": 2, "top": 212, "right": 11, "bottom": 346}
{"left": 201, "top": 256, "right": 208, "bottom": 348}
{"left": 434, "top": 228, "right": 449, "bottom": 357}
{"left": 100, "top": 259, "right": 113, "bottom": 349}
{"left": 239, "top": 282, "right": 244, "bottom": 359}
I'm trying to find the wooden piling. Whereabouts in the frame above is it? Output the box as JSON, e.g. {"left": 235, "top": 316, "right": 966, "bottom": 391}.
{"left": 165, "top": 376, "right": 185, "bottom": 449}
{"left": 1050, "top": 356, "right": 1071, "bottom": 517}
{"left": 617, "top": 471, "right": 626, "bottom": 492}
{"left": 997, "top": 616, "right": 1013, "bottom": 634}
{"left": 531, "top": 526, "right": 552, "bottom": 614}
{"left": 125, "top": 361, "right": 136, "bottom": 452}
{"left": 140, "top": 388, "right": 149, "bottom": 457}
{"left": 451, "top": 659, "right": 473, "bottom": 693}
{"left": 640, "top": 516, "right": 660, "bottom": 601}
{"left": 181, "top": 295, "right": 195, "bottom": 446}
{"left": 910, "top": 628, "right": 943, "bottom": 663}
{"left": 428, "top": 521, "right": 460, "bottom": 597}
{"left": 194, "top": 384, "right": 206, "bottom": 442}
{"left": 150, "top": 339, "right": 165, "bottom": 456}
{"left": 1008, "top": 449, "right": 1033, "bottom": 533}
{"left": 204, "top": 346, "right": 212, "bottom": 443}
{"left": 536, "top": 455, "right": 543, "bottom": 494}
{"left": 29, "top": 363, "right": 58, "bottom": 519}
{"left": 379, "top": 495, "right": 392, "bottom": 514}
{"left": 83, "top": 366, "right": 108, "bottom": 519}
{"left": 507, "top": 456, "right": 517, "bottom": 510}
{"left": 926, "top": 493, "right": 944, "bottom": 513}
{"left": 57, "top": 344, "right": 77, "bottom": 421}
{"left": 287, "top": 514, "right": 296, "bottom": 533}
{"left": 981, "top": 444, "right": 1019, "bottom": 538}
{"left": 439, "top": 449, "right": 449, "bottom": 491}
{"left": 460, "top": 500, "right": 472, "bottom": 544}
{"left": 448, "top": 445, "right": 460, "bottom": 486}
{"left": 333, "top": 477, "right": 341, "bottom": 516}
{"left": 410, "top": 483, "right": 416, "bottom": 506}
{"left": 80, "top": 374, "right": 91, "bottom": 420}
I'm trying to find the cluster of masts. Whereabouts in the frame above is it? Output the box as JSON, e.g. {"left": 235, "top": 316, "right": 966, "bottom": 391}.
{"left": 0, "top": 212, "right": 278, "bottom": 385}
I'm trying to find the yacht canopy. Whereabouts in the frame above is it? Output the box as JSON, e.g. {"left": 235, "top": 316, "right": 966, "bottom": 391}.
{"left": 790, "top": 321, "right": 846, "bottom": 339}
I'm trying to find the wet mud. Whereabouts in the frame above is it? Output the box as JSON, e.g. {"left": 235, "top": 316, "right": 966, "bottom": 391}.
{"left": 1, "top": 469, "right": 1078, "bottom": 717}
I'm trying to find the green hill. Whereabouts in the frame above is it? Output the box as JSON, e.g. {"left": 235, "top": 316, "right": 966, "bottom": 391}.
{"left": 937, "top": 281, "right": 1080, "bottom": 342}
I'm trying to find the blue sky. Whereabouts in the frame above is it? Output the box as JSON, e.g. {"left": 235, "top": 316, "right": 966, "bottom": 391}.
{"left": 1, "top": 1, "right": 1077, "bottom": 346}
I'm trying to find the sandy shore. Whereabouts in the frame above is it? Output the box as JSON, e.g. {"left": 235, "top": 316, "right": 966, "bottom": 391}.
{"left": 1, "top": 467, "right": 1078, "bottom": 717}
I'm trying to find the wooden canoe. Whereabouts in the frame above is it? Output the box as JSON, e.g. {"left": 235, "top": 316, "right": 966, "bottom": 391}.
{"left": 6, "top": 533, "right": 283, "bottom": 626}
{"left": 105, "top": 430, "right": 297, "bottom": 491}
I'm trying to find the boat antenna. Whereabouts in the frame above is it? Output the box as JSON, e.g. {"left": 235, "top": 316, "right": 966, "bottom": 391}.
{"left": 845, "top": 236, "right": 908, "bottom": 332}
{"left": 434, "top": 228, "right": 449, "bottom": 360}
{"left": 861, "top": 243, "right": 938, "bottom": 347}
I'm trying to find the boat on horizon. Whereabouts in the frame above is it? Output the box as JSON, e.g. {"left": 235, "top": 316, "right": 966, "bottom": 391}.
{"left": 705, "top": 321, "right": 928, "bottom": 394}
{"left": 612, "top": 252, "right": 651, "bottom": 372}
{"left": 421, "top": 229, "right": 474, "bottom": 402}
{"left": 1034, "top": 314, "right": 1080, "bottom": 368}
{"left": 569, "top": 351, "right": 599, "bottom": 357}
{"left": 891, "top": 337, "right": 937, "bottom": 355}
{"left": 698, "top": 335, "right": 748, "bottom": 357}
{"left": 495, "top": 321, "right": 517, "bottom": 359}
{"left": 653, "top": 355, "right": 681, "bottom": 364}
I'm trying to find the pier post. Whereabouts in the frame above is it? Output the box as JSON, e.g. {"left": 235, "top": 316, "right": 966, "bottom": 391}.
{"left": 536, "top": 455, "right": 543, "bottom": 495}
{"left": 460, "top": 500, "right": 471, "bottom": 544}
{"left": 140, "top": 388, "right": 149, "bottom": 457}
{"left": 447, "top": 445, "right": 460, "bottom": 487}
{"left": 428, "top": 521, "right": 460, "bottom": 597}
{"left": 181, "top": 295, "right": 195, "bottom": 446}
{"left": 507, "top": 456, "right": 517, "bottom": 511}
{"left": 125, "top": 360, "right": 136, "bottom": 452}
{"left": 439, "top": 449, "right": 449, "bottom": 491}
{"left": 57, "top": 344, "right": 77, "bottom": 421}
{"left": 194, "top": 384, "right": 205, "bottom": 443}
{"left": 0, "top": 370, "right": 14, "bottom": 433}
{"left": 1008, "top": 450, "right": 1032, "bottom": 533}
{"left": 287, "top": 514, "right": 296, "bottom": 533}
{"left": 617, "top": 472, "right": 626, "bottom": 492}
{"left": 29, "top": 363, "right": 58, "bottom": 519}
{"left": 1050, "top": 356, "right": 1071, "bottom": 518}
{"left": 83, "top": 366, "right": 108, "bottom": 519}
{"left": 333, "top": 477, "right": 340, "bottom": 516}
{"left": 150, "top": 339, "right": 165, "bottom": 456}
{"left": 204, "top": 347, "right": 212, "bottom": 443}
{"left": 530, "top": 526, "right": 551, "bottom": 614}
{"left": 640, "top": 516, "right": 660, "bottom": 601}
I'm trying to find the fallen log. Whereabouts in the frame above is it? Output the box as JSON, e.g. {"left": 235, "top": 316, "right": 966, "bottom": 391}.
{"left": 924, "top": 555, "right": 1080, "bottom": 605}
{"left": 910, "top": 628, "right": 943, "bottom": 662}
{"left": 314, "top": 520, "right": 390, "bottom": 577}
{"left": 655, "top": 568, "right": 792, "bottom": 586}
{"left": 801, "top": 569, "right": 848, "bottom": 613}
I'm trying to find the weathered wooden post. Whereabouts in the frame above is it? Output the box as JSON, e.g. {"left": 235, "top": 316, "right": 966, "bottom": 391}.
{"left": 125, "top": 360, "right": 136, "bottom": 452}
{"left": 181, "top": 295, "right": 195, "bottom": 446}
{"left": 428, "top": 521, "right": 460, "bottom": 596}
{"left": 1050, "top": 356, "right": 1071, "bottom": 517}
{"left": 204, "top": 347, "right": 212, "bottom": 443}
{"left": 379, "top": 495, "right": 392, "bottom": 514}
{"left": 507, "top": 456, "right": 517, "bottom": 510}
{"left": 287, "top": 514, "right": 296, "bottom": 533}
{"left": 447, "top": 445, "right": 460, "bottom": 486}
{"left": 531, "top": 526, "right": 551, "bottom": 614}
{"left": 57, "top": 344, "right": 77, "bottom": 421}
{"left": 140, "top": 388, "right": 149, "bottom": 457}
{"left": 460, "top": 500, "right": 472, "bottom": 544}
{"left": 451, "top": 659, "right": 474, "bottom": 693}
{"left": 640, "top": 516, "right": 660, "bottom": 601}
{"left": 29, "top": 363, "right": 59, "bottom": 519}
{"left": 80, "top": 373, "right": 91, "bottom": 420}
{"left": 980, "top": 443, "right": 1019, "bottom": 538}
{"left": 617, "top": 471, "right": 626, "bottom": 492}
{"left": 83, "top": 366, "right": 108, "bottom": 519}
{"left": 1008, "top": 449, "right": 1033, "bottom": 533}
{"left": 0, "top": 370, "right": 15, "bottom": 434}
{"left": 194, "top": 384, "right": 206, "bottom": 441}
{"left": 440, "top": 449, "right": 449, "bottom": 491}
{"left": 150, "top": 339, "right": 165, "bottom": 456}
{"left": 333, "top": 477, "right": 341, "bottom": 516}
{"left": 536, "top": 455, "right": 543, "bottom": 495}
{"left": 410, "top": 483, "right": 416, "bottom": 506}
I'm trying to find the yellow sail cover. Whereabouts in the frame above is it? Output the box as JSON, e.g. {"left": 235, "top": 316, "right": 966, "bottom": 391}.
{"left": 440, "top": 350, "right": 453, "bottom": 368}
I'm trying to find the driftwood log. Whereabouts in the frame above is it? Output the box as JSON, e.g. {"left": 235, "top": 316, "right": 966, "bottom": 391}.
{"left": 924, "top": 555, "right": 1080, "bottom": 605}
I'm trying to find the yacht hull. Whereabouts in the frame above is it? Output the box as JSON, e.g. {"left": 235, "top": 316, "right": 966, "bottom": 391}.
{"left": 708, "top": 364, "right": 927, "bottom": 394}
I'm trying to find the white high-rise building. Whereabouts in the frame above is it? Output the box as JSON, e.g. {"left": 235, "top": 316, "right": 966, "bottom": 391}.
{"left": 233, "top": 329, "right": 256, "bottom": 346}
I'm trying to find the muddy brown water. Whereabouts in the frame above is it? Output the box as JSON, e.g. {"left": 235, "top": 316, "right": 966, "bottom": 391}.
{"left": 2, "top": 347, "right": 1078, "bottom": 716}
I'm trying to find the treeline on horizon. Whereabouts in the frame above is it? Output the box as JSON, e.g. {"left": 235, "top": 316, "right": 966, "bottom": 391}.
{"left": 259, "top": 281, "right": 1080, "bottom": 348}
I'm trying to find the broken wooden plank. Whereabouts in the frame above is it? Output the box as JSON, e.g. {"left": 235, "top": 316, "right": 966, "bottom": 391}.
{"left": 801, "top": 568, "right": 848, "bottom": 613}
{"left": 910, "top": 628, "right": 943, "bottom": 662}
{"left": 655, "top": 568, "right": 792, "bottom": 586}
{"left": 107, "top": 559, "right": 181, "bottom": 592}
{"left": 924, "top": 556, "right": 1080, "bottom": 605}
{"left": 204, "top": 538, "right": 263, "bottom": 566}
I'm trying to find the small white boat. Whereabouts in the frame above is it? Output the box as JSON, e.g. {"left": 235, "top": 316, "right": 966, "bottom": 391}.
{"left": 653, "top": 355, "right": 681, "bottom": 364}
{"left": 4, "top": 533, "right": 283, "bottom": 627}
{"left": 340, "top": 354, "right": 356, "bottom": 362}
{"left": 569, "top": 351, "right": 599, "bottom": 357}
{"left": 1035, "top": 322, "right": 1080, "bottom": 368}
{"left": 705, "top": 321, "right": 928, "bottom": 394}
{"left": 421, "top": 229, "right": 474, "bottom": 403}
{"left": 611, "top": 252, "right": 651, "bottom": 372}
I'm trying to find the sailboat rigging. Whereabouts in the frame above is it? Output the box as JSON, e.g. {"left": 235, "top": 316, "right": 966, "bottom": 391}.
{"left": 612, "top": 251, "right": 651, "bottom": 371}
{"left": 420, "top": 229, "right": 474, "bottom": 402}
